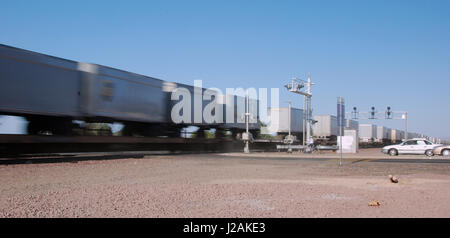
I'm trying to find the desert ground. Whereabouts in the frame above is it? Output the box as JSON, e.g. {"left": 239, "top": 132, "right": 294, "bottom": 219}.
{"left": 1, "top": 149, "right": 449, "bottom": 217}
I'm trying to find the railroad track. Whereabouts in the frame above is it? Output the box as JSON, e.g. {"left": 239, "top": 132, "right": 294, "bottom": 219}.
{"left": 0, "top": 134, "right": 284, "bottom": 156}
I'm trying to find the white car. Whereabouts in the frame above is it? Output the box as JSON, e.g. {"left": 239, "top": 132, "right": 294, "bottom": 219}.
{"left": 382, "top": 138, "right": 442, "bottom": 156}
{"left": 433, "top": 145, "right": 450, "bottom": 157}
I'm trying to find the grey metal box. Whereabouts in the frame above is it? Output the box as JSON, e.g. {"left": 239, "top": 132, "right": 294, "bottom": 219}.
{"left": 376, "top": 126, "right": 392, "bottom": 142}
{"left": 264, "top": 107, "right": 304, "bottom": 134}
{"left": 359, "top": 124, "right": 377, "bottom": 142}
{"left": 78, "top": 62, "right": 168, "bottom": 123}
{"left": 313, "top": 115, "right": 338, "bottom": 137}
{"left": 0, "top": 44, "right": 81, "bottom": 117}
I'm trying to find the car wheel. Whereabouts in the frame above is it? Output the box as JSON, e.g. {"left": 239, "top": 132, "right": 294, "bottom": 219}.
{"left": 389, "top": 149, "right": 398, "bottom": 156}
{"left": 425, "top": 150, "right": 434, "bottom": 157}
{"left": 442, "top": 149, "right": 450, "bottom": 157}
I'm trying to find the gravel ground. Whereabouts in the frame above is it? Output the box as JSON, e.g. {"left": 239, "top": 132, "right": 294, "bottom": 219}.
{"left": 223, "top": 148, "right": 438, "bottom": 159}
{"left": 1, "top": 151, "right": 450, "bottom": 218}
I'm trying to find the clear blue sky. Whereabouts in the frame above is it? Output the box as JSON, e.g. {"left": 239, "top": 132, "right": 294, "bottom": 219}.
{"left": 1, "top": 0, "right": 449, "bottom": 139}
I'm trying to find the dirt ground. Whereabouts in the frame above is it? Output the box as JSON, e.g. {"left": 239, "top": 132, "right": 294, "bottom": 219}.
{"left": 1, "top": 149, "right": 450, "bottom": 218}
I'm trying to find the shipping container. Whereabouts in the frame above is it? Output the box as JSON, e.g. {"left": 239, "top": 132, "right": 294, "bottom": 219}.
{"left": 166, "top": 83, "right": 260, "bottom": 130}
{"left": 219, "top": 94, "right": 260, "bottom": 131}
{"left": 359, "top": 124, "right": 377, "bottom": 143}
{"left": 78, "top": 62, "right": 168, "bottom": 123}
{"left": 376, "top": 126, "right": 392, "bottom": 143}
{"left": 313, "top": 115, "right": 338, "bottom": 138}
{"left": 0, "top": 44, "right": 81, "bottom": 118}
{"left": 264, "top": 107, "right": 304, "bottom": 134}
{"left": 391, "top": 129, "right": 405, "bottom": 143}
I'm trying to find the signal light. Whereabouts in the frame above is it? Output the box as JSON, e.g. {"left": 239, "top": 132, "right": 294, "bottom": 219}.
{"left": 386, "top": 106, "right": 393, "bottom": 119}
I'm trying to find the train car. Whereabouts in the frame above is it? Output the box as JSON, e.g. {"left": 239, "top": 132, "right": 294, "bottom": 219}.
{"left": 313, "top": 115, "right": 338, "bottom": 140}
{"left": 77, "top": 62, "right": 174, "bottom": 136}
{"left": 0, "top": 44, "right": 173, "bottom": 136}
{"left": 219, "top": 94, "right": 260, "bottom": 133}
{"left": 0, "top": 44, "right": 82, "bottom": 135}
{"left": 375, "top": 126, "right": 392, "bottom": 144}
{"left": 263, "top": 107, "right": 304, "bottom": 138}
{"left": 359, "top": 124, "right": 377, "bottom": 143}
{"left": 0, "top": 44, "right": 262, "bottom": 138}
{"left": 391, "top": 129, "right": 404, "bottom": 143}
{"left": 168, "top": 82, "right": 208, "bottom": 125}
{"left": 160, "top": 81, "right": 261, "bottom": 137}
{"left": 312, "top": 116, "right": 359, "bottom": 142}
{"left": 167, "top": 82, "right": 229, "bottom": 137}
{"left": 77, "top": 62, "right": 168, "bottom": 123}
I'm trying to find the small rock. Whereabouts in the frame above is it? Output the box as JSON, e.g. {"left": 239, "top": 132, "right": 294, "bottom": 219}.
{"left": 368, "top": 200, "right": 380, "bottom": 207}
{"left": 389, "top": 175, "right": 398, "bottom": 183}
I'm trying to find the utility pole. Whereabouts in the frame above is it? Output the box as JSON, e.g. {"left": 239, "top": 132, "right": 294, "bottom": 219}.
{"left": 244, "top": 89, "right": 250, "bottom": 153}
{"left": 403, "top": 112, "right": 408, "bottom": 141}
{"left": 337, "top": 97, "right": 345, "bottom": 167}
{"left": 287, "top": 101, "right": 293, "bottom": 153}
{"left": 303, "top": 96, "right": 306, "bottom": 146}
{"left": 306, "top": 74, "right": 312, "bottom": 144}
{"left": 288, "top": 101, "right": 291, "bottom": 138}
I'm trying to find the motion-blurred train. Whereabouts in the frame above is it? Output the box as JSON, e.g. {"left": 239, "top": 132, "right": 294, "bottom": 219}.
{"left": 0, "top": 44, "right": 260, "bottom": 137}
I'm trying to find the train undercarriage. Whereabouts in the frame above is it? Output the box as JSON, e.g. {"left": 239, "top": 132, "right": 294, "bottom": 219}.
{"left": 21, "top": 115, "right": 259, "bottom": 141}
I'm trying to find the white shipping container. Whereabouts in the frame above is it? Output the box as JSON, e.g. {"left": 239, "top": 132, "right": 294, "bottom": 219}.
{"left": 359, "top": 124, "right": 377, "bottom": 142}
{"left": 313, "top": 115, "right": 338, "bottom": 137}
{"left": 265, "top": 107, "right": 304, "bottom": 134}
{"left": 376, "top": 126, "right": 392, "bottom": 142}
{"left": 392, "top": 130, "right": 405, "bottom": 142}
{"left": 391, "top": 129, "right": 399, "bottom": 142}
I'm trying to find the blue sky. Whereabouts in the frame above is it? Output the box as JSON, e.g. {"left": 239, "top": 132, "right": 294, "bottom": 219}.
{"left": 1, "top": 0, "right": 449, "bottom": 139}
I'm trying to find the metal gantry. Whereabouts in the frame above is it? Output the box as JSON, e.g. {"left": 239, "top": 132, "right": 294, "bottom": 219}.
{"left": 348, "top": 106, "right": 409, "bottom": 141}
{"left": 285, "top": 74, "right": 314, "bottom": 146}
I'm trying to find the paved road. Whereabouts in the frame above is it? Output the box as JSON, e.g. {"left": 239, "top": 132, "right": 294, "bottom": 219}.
{"left": 218, "top": 153, "right": 450, "bottom": 164}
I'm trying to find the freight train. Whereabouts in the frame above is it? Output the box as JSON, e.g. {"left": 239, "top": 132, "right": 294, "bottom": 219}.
{"left": 312, "top": 115, "right": 442, "bottom": 146}
{"left": 0, "top": 44, "right": 260, "bottom": 138}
